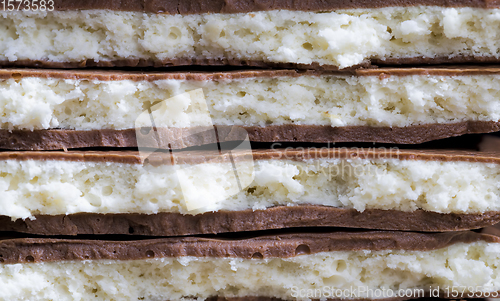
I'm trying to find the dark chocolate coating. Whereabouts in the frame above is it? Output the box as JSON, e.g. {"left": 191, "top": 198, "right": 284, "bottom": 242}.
{"left": 0, "top": 230, "right": 496, "bottom": 264}
{"left": 1, "top": 207, "right": 499, "bottom": 236}
{"left": 1, "top": 123, "right": 499, "bottom": 150}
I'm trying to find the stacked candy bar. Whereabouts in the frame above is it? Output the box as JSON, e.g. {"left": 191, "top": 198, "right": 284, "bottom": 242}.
{"left": 1, "top": 0, "right": 500, "bottom": 300}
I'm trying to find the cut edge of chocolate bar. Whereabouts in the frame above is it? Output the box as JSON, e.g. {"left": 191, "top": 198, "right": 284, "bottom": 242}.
{"left": 0, "top": 229, "right": 496, "bottom": 263}
{"left": 1, "top": 206, "right": 499, "bottom": 236}
{"left": 1, "top": 121, "right": 499, "bottom": 150}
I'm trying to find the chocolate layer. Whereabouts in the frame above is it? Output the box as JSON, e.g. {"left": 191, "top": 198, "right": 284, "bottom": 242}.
{"left": 3, "top": 67, "right": 500, "bottom": 81}
{"left": 1, "top": 121, "right": 499, "bottom": 150}
{"left": 4, "top": 56, "right": 500, "bottom": 69}
{"left": 0, "top": 147, "right": 499, "bottom": 164}
{"left": 1, "top": 206, "right": 499, "bottom": 236}
{"left": 43, "top": 0, "right": 500, "bottom": 13}
{"left": 0, "top": 230, "right": 496, "bottom": 264}
{"left": 0, "top": 58, "right": 357, "bottom": 70}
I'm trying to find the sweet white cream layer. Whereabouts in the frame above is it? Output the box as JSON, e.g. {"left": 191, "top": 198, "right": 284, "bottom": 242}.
{"left": 1, "top": 242, "right": 499, "bottom": 300}
{"left": 1, "top": 156, "right": 500, "bottom": 220}
{"left": 1, "top": 74, "right": 500, "bottom": 130}
{"left": 1, "top": 8, "right": 500, "bottom": 68}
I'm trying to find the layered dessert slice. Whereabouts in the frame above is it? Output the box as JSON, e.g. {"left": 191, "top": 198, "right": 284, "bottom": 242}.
{"left": 2, "top": 67, "right": 500, "bottom": 150}
{"left": 0, "top": 230, "right": 499, "bottom": 300}
{"left": 3, "top": 0, "right": 500, "bottom": 69}
{"left": 1, "top": 148, "right": 500, "bottom": 235}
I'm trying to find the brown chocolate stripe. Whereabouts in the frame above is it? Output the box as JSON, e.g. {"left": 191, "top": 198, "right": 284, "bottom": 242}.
{"left": 0, "top": 147, "right": 499, "bottom": 164}
{"left": 373, "top": 55, "right": 500, "bottom": 67}
{"left": 0, "top": 230, "right": 497, "bottom": 264}
{"left": 0, "top": 58, "right": 357, "bottom": 70}
{"left": 2, "top": 207, "right": 500, "bottom": 236}
{"left": 0, "top": 68, "right": 333, "bottom": 81}
{"left": 1, "top": 122, "right": 500, "bottom": 150}
{"left": 43, "top": 0, "right": 500, "bottom": 13}
{"left": 3, "top": 56, "right": 500, "bottom": 70}
{"left": 3, "top": 67, "right": 500, "bottom": 81}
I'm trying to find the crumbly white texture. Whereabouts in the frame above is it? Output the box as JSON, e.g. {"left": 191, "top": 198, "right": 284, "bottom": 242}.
{"left": 1, "top": 242, "right": 499, "bottom": 300}
{"left": 1, "top": 8, "right": 500, "bottom": 68}
{"left": 1, "top": 156, "right": 500, "bottom": 220}
{"left": 1, "top": 74, "right": 500, "bottom": 130}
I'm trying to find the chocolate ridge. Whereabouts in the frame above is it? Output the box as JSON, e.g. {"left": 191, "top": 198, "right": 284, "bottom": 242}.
{"left": 45, "top": 0, "right": 500, "bottom": 13}
{"left": 0, "top": 142, "right": 500, "bottom": 164}
{"left": 2, "top": 207, "right": 500, "bottom": 236}
{"left": 1, "top": 122, "right": 500, "bottom": 151}
{"left": 0, "top": 230, "right": 497, "bottom": 264}
{"left": 3, "top": 66, "right": 500, "bottom": 81}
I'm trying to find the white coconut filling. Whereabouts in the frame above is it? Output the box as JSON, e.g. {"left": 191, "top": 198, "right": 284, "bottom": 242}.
{"left": 0, "top": 156, "right": 499, "bottom": 220}
{"left": 1, "top": 74, "right": 500, "bottom": 130}
{"left": 2, "top": 8, "right": 500, "bottom": 68}
{"left": 1, "top": 242, "right": 499, "bottom": 300}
